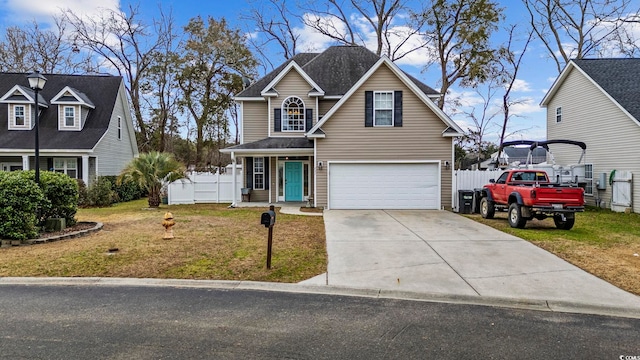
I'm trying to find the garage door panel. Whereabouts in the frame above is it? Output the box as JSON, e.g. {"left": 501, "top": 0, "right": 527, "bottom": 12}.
{"left": 329, "top": 163, "right": 439, "bottom": 209}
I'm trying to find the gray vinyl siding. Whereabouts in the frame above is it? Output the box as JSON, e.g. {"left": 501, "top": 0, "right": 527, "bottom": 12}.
{"left": 315, "top": 64, "right": 453, "bottom": 209}
{"left": 92, "top": 82, "right": 138, "bottom": 176}
{"left": 270, "top": 70, "right": 315, "bottom": 137}
{"left": 546, "top": 67, "right": 640, "bottom": 212}
{"left": 242, "top": 101, "right": 268, "bottom": 143}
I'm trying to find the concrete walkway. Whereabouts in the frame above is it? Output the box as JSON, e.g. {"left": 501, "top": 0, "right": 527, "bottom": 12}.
{"left": 301, "top": 209, "right": 640, "bottom": 317}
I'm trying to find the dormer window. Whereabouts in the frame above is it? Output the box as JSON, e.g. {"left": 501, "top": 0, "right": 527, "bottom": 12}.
{"left": 64, "top": 106, "right": 75, "bottom": 127}
{"left": 51, "top": 86, "right": 94, "bottom": 131}
{"left": 282, "top": 96, "right": 305, "bottom": 131}
{"left": 1, "top": 85, "right": 47, "bottom": 130}
{"left": 14, "top": 105, "right": 25, "bottom": 126}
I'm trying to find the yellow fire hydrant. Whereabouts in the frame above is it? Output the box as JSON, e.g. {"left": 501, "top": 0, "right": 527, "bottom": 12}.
{"left": 162, "top": 212, "right": 175, "bottom": 239}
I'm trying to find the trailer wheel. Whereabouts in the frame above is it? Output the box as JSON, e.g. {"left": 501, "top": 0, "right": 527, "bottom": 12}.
{"left": 480, "top": 197, "right": 495, "bottom": 219}
{"left": 508, "top": 203, "right": 527, "bottom": 228}
{"left": 553, "top": 214, "right": 575, "bottom": 230}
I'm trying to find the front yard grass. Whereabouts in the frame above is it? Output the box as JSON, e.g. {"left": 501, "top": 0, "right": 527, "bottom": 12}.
{"left": 0, "top": 199, "right": 326, "bottom": 283}
{"left": 466, "top": 207, "right": 640, "bottom": 296}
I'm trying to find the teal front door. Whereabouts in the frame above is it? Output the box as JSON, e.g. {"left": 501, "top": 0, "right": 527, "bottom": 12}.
{"left": 284, "top": 162, "right": 303, "bottom": 201}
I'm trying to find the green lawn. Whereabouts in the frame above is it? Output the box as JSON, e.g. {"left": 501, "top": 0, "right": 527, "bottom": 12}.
{"left": 0, "top": 199, "right": 327, "bottom": 283}
{"left": 466, "top": 207, "right": 640, "bottom": 295}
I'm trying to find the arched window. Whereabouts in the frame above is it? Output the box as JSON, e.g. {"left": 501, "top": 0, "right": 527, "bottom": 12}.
{"left": 282, "top": 96, "right": 305, "bottom": 131}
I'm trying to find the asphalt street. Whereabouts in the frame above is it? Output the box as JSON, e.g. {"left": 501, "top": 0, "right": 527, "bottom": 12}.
{"left": 1, "top": 285, "right": 639, "bottom": 359}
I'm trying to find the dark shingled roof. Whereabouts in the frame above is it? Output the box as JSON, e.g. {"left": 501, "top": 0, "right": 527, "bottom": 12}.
{"left": 225, "top": 137, "right": 314, "bottom": 150}
{"left": 0, "top": 72, "right": 122, "bottom": 150}
{"left": 237, "top": 45, "right": 439, "bottom": 98}
{"left": 573, "top": 58, "right": 640, "bottom": 123}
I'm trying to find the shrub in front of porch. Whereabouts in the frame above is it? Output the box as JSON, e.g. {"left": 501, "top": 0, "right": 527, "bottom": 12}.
{"left": 0, "top": 171, "right": 45, "bottom": 240}
{"left": 38, "top": 171, "right": 79, "bottom": 226}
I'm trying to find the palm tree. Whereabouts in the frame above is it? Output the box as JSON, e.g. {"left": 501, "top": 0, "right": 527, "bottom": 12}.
{"left": 118, "top": 152, "right": 187, "bottom": 207}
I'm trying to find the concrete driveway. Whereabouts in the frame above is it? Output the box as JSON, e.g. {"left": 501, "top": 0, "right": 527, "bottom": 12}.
{"left": 304, "top": 209, "right": 640, "bottom": 312}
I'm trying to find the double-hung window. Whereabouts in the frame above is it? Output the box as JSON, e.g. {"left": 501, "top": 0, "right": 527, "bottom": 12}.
{"left": 282, "top": 97, "right": 305, "bottom": 131}
{"left": 53, "top": 158, "right": 78, "bottom": 179}
{"left": 253, "top": 157, "right": 264, "bottom": 190}
{"left": 14, "top": 105, "right": 25, "bottom": 126}
{"left": 555, "top": 107, "right": 562, "bottom": 123}
{"left": 64, "top": 106, "right": 75, "bottom": 127}
{"left": 374, "top": 91, "right": 393, "bottom": 126}
{"left": 584, "top": 164, "right": 593, "bottom": 196}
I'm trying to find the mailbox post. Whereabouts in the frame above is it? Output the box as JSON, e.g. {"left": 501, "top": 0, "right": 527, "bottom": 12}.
{"left": 260, "top": 205, "right": 276, "bottom": 269}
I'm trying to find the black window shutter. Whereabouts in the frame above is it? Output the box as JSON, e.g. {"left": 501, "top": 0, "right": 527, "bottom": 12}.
{"left": 274, "top": 109, "right": 281, "bottom": 132}
{"left": 394, "top": 91, "right": 403, "bottom": 127}
{"left": 77, "top": 157, "right": 82, "bottom": 179}
{"left": 365, "top": 91, "right": 373, "bottom": 127}
{"left": 245, "top": 157, "right": 253, "bottom": 188}
{"left": 305, "top": 108, "right": 313, "bottom": 131}
{"left": 264, "top": 157, "right": 270, "bottom": 190}
{"left": 47, "top": 158, "right": 53, "bottom": 171}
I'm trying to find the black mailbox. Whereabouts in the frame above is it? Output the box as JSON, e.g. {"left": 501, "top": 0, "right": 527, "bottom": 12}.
{"left": 261, "top": 210, "right": 276, "bottom": 227}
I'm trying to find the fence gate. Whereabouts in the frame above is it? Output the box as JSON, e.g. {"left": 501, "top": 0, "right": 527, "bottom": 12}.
{"left": 611, "top": 170, "right": 633, "bottom": 212}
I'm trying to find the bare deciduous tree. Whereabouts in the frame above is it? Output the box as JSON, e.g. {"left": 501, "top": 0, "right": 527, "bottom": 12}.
{"left": 523, "top": 0, "right": 635, "bottom": 73}
{"left": 243, "top": 0, "right": 300, "bottom": 66}
{"left": 0, "top": 17, "right": 94, "bottom": 74}
{"left": 64, "top": 4, "right": 170, "bottom": 152}
{"left": 495, "top": 25, "right": 534, "bottom": 162}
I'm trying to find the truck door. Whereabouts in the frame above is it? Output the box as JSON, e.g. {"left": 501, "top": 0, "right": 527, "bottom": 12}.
{"left": 493, "top": 172, "right": 510, "bottom": 203}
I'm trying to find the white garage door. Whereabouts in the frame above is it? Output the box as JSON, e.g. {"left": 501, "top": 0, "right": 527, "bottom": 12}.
{"left": 328, "top": 162, "right": 440, "bottom": 209}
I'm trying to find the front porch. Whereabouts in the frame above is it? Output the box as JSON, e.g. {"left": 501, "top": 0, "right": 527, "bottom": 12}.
{"left": 221, "top": 137, "right": 316, "bottom": 207}
{"left": 0, "top": 154, "right": 96, "bottom": 184}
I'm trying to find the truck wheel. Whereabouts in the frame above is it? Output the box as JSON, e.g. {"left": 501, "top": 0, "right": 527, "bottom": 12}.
{"left": 553, "top": 214, "right": 575, "bottom": 230}
{"left": 508, "top": 203, "right": 527, "bottom": 228}
{"left": 480, "top": 197, "right": 495, "bottom": 219}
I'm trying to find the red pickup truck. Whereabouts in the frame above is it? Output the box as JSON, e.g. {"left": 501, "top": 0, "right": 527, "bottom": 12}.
{"left": 480, "top": 169, "right": 585, "bottom": 229}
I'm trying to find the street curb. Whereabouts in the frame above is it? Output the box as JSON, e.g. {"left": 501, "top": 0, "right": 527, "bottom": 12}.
{"left": 1, "top": 277, "right": 638, "bottom": 319}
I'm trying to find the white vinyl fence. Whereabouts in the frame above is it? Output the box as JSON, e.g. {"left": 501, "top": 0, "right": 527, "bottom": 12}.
{"left": 453, "top": 169, "right": 502, "bottom": 212}
{"left": 168, "top": 171, "right": 242, "bottom": 205}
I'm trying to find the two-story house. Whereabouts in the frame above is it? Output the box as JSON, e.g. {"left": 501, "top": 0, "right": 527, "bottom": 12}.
{"left": 0, "top": 73, "right": 139, "bottom": 185}
{"left": 542, "top": 59, "right": 640, "bottom": 213}
{"left": 222, "top": 45, "right": 463, "bottom": 210}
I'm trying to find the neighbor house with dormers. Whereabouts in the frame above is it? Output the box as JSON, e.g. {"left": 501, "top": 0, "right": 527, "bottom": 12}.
{"left": 222, "top": 45, "right": 463, "bottom": 210}
{"left": 0, "top": 73, "right": 138, "bottom": 185}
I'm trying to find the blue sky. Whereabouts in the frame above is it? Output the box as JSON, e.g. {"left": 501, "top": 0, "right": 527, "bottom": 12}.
{"left": 1, "top": 0, "right": 634, "bottom": 143}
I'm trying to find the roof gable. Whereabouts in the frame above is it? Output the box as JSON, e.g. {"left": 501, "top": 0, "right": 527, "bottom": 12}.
{"left": 0, "top": 84, "right": 48, "bottom": 107}
{"left": 542, "top": 59, "right": 640, "bottom": 124}
{"left": 51, "top": 86, "right": 95, "bottom": 109}
{"left": 307, "top": 56, "right": 463, "bottom": 136}
{"left": 260, "top": 61, "right": 324, "bottom": 97}
{"left": 237, "top": 53, "right": 319, "bottom": 98}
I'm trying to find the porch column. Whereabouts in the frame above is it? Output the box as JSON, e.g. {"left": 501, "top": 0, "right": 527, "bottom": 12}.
{"left": 22, "top": 155, "right": 29, "bottom": 170}
{"left": 82, "top": 155, "right": 89, "bottom": 185}
{"left": 231, "top": 152, "right": 237, "bottom": 207}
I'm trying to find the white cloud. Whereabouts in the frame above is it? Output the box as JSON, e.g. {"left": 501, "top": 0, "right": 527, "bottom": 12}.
{"left": 294, "top": 12, "right": 433, "bottom": 67}
{"left": 511, "top": 79, "right": 532, "bottom": 92}
{"left": 509, "top": 96, "right": 543, "bottom": 116}
{"left": 295, "top": 13, "right": 347, "bottom": 53}
{"left": 2, "top": 0, "right": 120, "bottom": 26}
